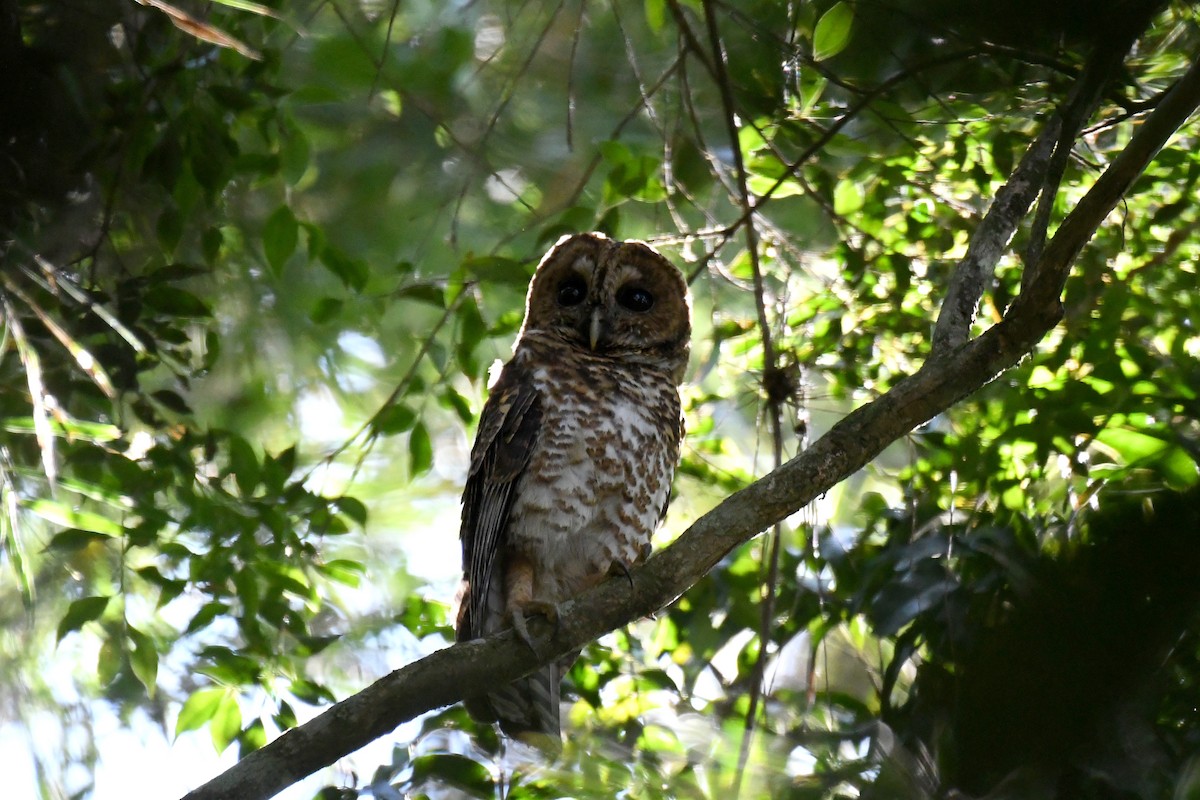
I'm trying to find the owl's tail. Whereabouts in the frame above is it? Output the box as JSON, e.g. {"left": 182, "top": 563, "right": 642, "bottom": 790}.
{"left": 463, "top": 663, "right": 562, "bottom": 752}
{"left": 456, "top": 576, "right": 565, "bottom": 752}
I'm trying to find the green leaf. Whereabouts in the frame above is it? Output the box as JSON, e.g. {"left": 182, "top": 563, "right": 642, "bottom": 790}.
{"left": 228, "top": 434, "right": 261, "bottom": 495}
{"left": 1096, "top": 427, "right": 1171, "bottom": 463}
{"left": 27, "top": 499, "right": 122, "bottom": 536}
{"left": 263, "top": 205, "right": 298, "bottom": 275}
{"left": 128, "top": 626, "right": 159, "bottom": 696}
{"left": 211, "top": 692, "right": 243, "bottom": 753}
{"left": 310, "top": 297, "right": 344, "bottom": 324}
{"left": 410, "top": 754, "right": 495, "bottom": 796}
{"left": 645, "top": 0, "right": 666, "bottom": 32}
{"left": 409, "top": 422, "right": 433, "bottom": 477}
{"left": 833, "top": 178, "right": 865, "bottom": 215}
{"left": 46, "top": 529, "right": 112, "bottom": 551}
{"left": 152, "top": 389, "right": 192, "bottom": 414}
{"left": 462, "top": 255, "right": 531, "bottom": 285}
{"left": 176, "top": 686, "right": 228, "bottom": 738}
{"left": 262, "top": 445, "right": 297, "bottom": 494}
{"left": 813, "top": 1, "right": 854, "bottom": 61}
{"left": 98, "top": 636, "right": 121, "bottom": 685}
{"left": 320, "top": 246, "right": 369, "bottom": 291}
{"left": 373, "top": 403, "right": 417, "bottom": 435}
{"left": 238, "top": 719, "right": 267, "bottom": 755}
{"left": 1160, "top": 447, "right": 1199, "bottom": 489}
{"left": 440, "top": 387, "right": 474, "bottom": 424}
{"left": 334, "top": 496, "right": 368, "bottom": 527}
{"left": 143, "top": 286, "right": 212, "bottom": 318}
{"left": 318, "top": 558, "right": 365, "bottom": 587}
{"left": 2, "top": 416, "right": 122, "bottom": 442}
{"left": 57, "top": 595, "right": 110, "bottom": 641}
{"left": 210, "top": 0, "right": 281, "bottom": 17}
{"left": 289, "top": 677, "right": 336, "bottom": 704}
{"left": 456, "top": 297, "right": 487, "bottom": 378}
{"left": 186, "top": 601, "right": 231, "bottom": 634}
{"left": 396, "top": 283, "right": 446, "bottom": 307}
{"left": 157, "top": 206, "right": 184, "bottom": 252}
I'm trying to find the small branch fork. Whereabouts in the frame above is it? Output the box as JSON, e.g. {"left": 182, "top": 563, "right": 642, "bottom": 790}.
{"left": 181, "top": 36, "right": 1200, "bottom": 800}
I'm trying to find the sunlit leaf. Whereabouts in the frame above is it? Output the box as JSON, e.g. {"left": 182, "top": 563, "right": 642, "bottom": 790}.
{"left": 238, "top": 719, "right": 267, "bottom": 755}
{"left": 97, "top": 636, "right": 121, "bottom": 686}
{"left": 0, "top": 464, "right": 32, "bottom": 607}
{"left": 136, "top": 0, "right": 261, "bottom": 59}
{"left": 409, "top": 422, "right": 433, "bottom": 477}
{"left": 1, "top": 415, "right": 122, "bottom": 442}
{"left": 645, "top": 0, "right": 666, "bottom": 32}
{"left": 210, "top": 691, "right": 244, "bottom": 753}
{"left": 26, "top": 499, "right": 123, "bottom": 536}
{"left": 318, "top": 558, "right": 365, "bottom": 587}
{"left": 4, "top": 301, "right": 56, "bottom": 484}
{"left": 25, "top": 258, "right": 148, "bottom": 353}
{"left": 176, "top": 687, "right": 228, "bottom": 738}
{"left": 1095, "top": 427, "right": 1171, "bottom": 463}
{"left": 210, "top": 0, "right": 281, "bottom": 17}
{"left": 813, "top": 1, "right": 854, "bottom": 61}
{"left": 833, "top": 178, "right": 865, "bottom": 215}
{"left": 1, "top": 276, "right": 117, "bottom": 398}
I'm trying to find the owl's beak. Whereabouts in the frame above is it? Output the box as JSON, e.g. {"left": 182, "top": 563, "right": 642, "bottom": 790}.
{"left": 588, "top": 307, "right": 604, "bottom": 351}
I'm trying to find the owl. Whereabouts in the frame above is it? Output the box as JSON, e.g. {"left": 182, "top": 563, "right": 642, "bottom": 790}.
{"left": 455, "top": 232, "right": 691, "bottom": 749}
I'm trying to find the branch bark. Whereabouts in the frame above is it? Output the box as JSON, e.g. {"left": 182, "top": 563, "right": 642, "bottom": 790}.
{"left": 182, "top": 52, "right": 1200, "bottom": 800}
{"left": 929, "top": 116, "right": 1058, "bottom": 357}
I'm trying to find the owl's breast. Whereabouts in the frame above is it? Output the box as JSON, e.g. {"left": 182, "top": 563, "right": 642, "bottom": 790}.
{"left": 507, "top": 351, "right": 681, "bottom": 601}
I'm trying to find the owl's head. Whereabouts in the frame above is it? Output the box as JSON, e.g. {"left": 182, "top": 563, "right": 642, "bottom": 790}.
{"left": 520, "top": 232, "right": 691, "bottom": 383}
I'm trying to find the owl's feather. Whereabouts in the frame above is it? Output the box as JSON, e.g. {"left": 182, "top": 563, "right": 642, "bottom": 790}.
{"left": 455, "top": 358, "right": 557, "bottom": 742}
{"left": 458, "top": 361, "right": 541, "bottom": 638}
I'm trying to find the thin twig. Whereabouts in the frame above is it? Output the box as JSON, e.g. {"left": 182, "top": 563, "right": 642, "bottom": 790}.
{"left": 696, "top": 1, "right": 787, "bottom": 791}
{"left": 368, "top": 0, "right": 403, "bottom": 100}
{"left": 303, "top": 284, "right": 469, "bottom": 484}
{"left": 1022, "top": 36, "right": 1134, "bottom": 272}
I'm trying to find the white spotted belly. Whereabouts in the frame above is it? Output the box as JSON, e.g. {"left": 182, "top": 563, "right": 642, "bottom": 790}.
{"left": 508, "top": 390, "right": 673, "bottom": 603}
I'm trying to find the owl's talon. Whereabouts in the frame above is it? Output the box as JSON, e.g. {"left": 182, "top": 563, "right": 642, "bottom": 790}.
{"left": 509, "top": 600, "right": 558, "bottom": 653}
{"left": 607, "top": 559, "right": 635, "bottom": 589}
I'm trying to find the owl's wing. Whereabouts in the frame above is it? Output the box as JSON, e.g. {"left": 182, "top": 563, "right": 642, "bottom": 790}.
{"left": 656, "top": 400, "right": 686, "bottom": 525}
{"left": 457, "top": 358, "right": 542, "bottom": 640}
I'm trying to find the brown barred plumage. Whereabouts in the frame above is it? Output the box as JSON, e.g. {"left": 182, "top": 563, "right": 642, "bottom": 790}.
{"left": 455, "top": 232, "right": 690, "bottom": 749}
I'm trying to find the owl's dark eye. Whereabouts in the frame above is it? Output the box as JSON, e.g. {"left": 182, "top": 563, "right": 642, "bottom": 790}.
{"left": 616, "top": 285, "right": 654, "bottom": 313}
{"left": 557, "top": 275, "right": 587, "bottom": 307}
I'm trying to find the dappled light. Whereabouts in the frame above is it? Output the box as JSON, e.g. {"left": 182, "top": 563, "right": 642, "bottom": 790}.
{"left": 2, "top": 1, "right": 1200, "bottom": 799}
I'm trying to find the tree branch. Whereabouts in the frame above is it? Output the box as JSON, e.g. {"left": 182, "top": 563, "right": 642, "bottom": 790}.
{"left": 929, "top": 116, "right": 1059, "bottom": 357}
{"left": 182, "top": 51, "right": 1200, "bottom": 800}
{"left": 1013, "top": 54, "right": 1200, "bottom": 323}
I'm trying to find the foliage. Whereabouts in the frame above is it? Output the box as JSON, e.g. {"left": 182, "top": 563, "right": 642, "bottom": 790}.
{"left": 2, "top": 0, "right": 1200, "bottom": 799}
